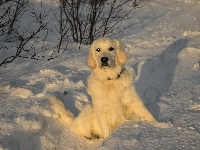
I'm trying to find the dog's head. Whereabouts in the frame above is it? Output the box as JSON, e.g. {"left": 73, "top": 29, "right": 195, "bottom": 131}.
{"left": 87, "top": 38, "right": 128, "bottom": 81}
{"left": 87, "top": 38, "right": 127, "bottom": 69}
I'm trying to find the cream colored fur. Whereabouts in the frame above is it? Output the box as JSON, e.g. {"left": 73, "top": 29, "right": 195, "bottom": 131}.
{"left": 49, "top": 38, "right": 156, "bottom": 139}
{"left": 48, "top": 95, "right": 74, "bottom": 125}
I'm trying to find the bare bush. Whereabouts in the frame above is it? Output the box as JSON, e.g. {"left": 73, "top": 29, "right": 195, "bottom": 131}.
{"left": 59, "top": 0, "right": 148, "bottom": 45}
{"left": 0, "top": 1, "right": 51, "bottom": 66}
{"left": 0, "top": 0, "right": 150, "bottom": 66}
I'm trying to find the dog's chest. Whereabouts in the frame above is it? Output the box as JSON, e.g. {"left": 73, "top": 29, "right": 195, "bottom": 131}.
{"left": 99, "top": 80, "right": 125, "bottom": 97}
{"left": 89, "top": 80, "right": 117, "bottom": 95}
{"left": 104, "top": 81, "right": 118, "bottom": 92}
{"left": 88, "top": 72, "right": 132, "bottom": 99}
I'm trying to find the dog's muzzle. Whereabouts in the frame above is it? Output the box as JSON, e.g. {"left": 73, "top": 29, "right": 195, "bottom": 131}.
{"left": 101, "top": 57, "right": 109, "bottom": 67}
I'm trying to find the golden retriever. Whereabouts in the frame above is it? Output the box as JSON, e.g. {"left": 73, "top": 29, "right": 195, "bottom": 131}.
{"left": 49, "top": 38, "right": 156, "bottom": 139}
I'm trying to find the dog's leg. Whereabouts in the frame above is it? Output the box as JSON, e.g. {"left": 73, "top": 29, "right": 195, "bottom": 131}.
{"left": 94, "top": 106, "right": 126, "bottom": 139}
{"left": 122, "top": 87, "right": 156, "bottom": 122}
{"left": 95, "top": 113, "right": 110, "bottom": 138}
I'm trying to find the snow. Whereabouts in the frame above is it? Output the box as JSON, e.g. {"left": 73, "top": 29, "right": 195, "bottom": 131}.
{"left": 0, "top": 0, "right": 200, "bottom": 149}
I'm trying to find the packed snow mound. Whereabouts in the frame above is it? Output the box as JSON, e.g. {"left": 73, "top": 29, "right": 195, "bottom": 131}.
{"left": 183, "top": 31, "right": 200, "bottom": 38}
{"left": 11, "top": 88, "right": 33, "bottom": 98}
{"left": 177, "top": 47, "right": 200, "bottom": 75}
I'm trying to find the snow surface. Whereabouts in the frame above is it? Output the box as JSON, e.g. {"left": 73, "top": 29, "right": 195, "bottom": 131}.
{"left": 0, "top": 0, "right": 200, "bottom": 149}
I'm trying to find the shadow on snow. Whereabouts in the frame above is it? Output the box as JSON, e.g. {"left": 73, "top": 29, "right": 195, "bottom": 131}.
{"left": 134, "top": 39, "right": 189, "bottom": 122}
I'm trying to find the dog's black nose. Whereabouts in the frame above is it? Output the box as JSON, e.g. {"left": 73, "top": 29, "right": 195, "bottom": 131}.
{"left": 101, "top": 57, "right": 109, "bottom": 63}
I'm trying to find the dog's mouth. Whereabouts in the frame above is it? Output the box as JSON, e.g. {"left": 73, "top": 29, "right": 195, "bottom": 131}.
{"left": 101, "top": 62, "right": 110, "bottom": 68}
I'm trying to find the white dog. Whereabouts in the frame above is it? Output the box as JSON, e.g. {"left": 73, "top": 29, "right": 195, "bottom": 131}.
{"left": 49, "top": 38, "right": 156, "bottom": 139}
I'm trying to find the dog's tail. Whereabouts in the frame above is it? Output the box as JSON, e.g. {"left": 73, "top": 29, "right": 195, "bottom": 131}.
{"left": 48, "top": 95, "right": 74, "bottom": 125}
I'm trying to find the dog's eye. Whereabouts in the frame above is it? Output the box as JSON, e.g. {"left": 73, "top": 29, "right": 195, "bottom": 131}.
{"left": 109, "top": 47, "right": 114, "bottom": 51}
{"left": 96, "top": 48, "right": 101, "bottom": 52}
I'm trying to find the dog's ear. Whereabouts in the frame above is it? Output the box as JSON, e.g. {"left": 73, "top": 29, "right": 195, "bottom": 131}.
{"left": 114, "top": 39, "right": 127, "bottom": 65}
{"left": 87, "top": 48, "right": 96, "bottom": 69}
